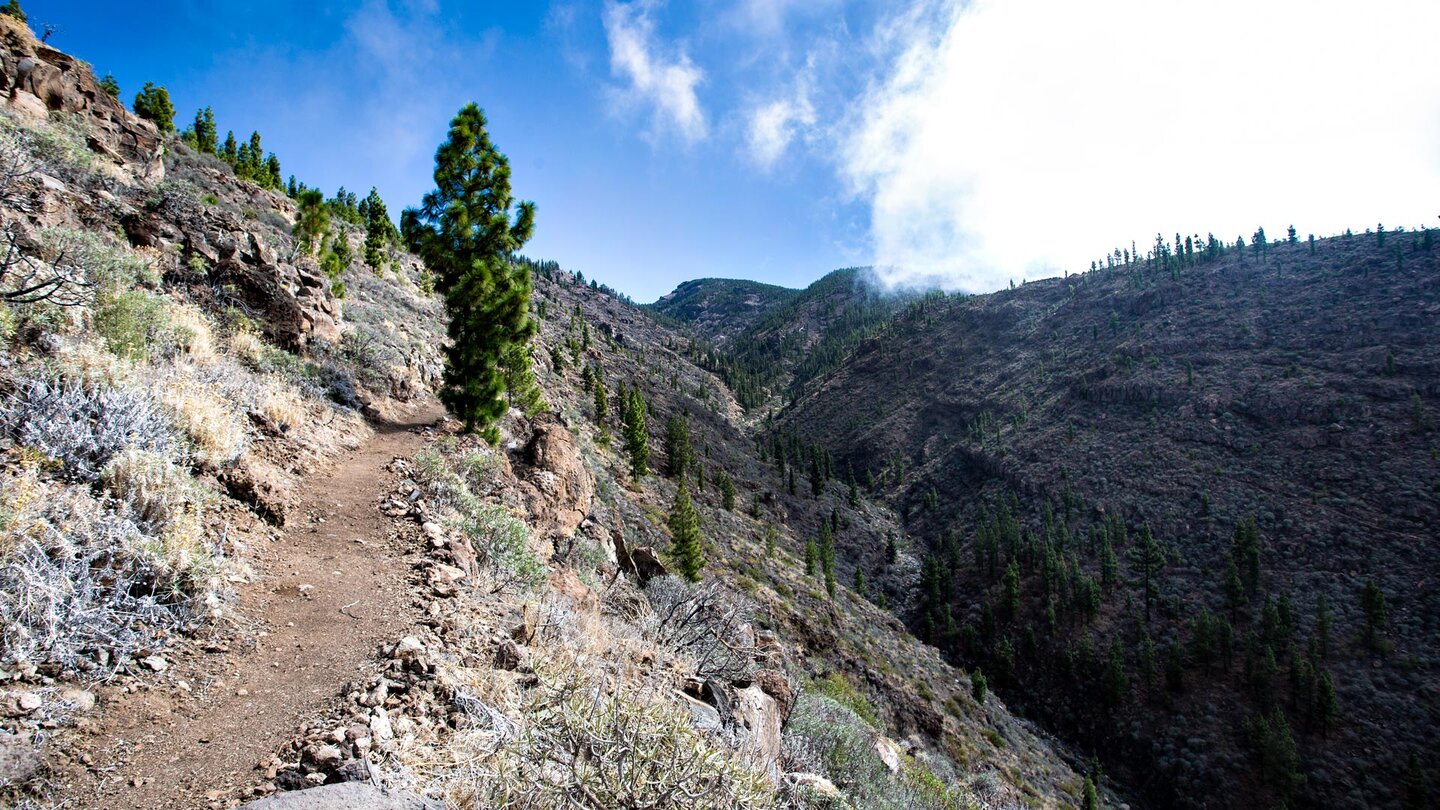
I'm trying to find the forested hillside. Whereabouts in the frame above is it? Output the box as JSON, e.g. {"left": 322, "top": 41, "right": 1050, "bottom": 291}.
{"left": 770, "top": 230, "right": 1440, "bottom": 809}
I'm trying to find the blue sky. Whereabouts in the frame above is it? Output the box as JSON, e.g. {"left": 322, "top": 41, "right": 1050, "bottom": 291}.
{"left": 23, "top": 1, "right": 1440, "bottom": 301}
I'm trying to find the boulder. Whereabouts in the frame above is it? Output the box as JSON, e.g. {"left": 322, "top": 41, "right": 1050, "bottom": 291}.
{"left": 629, "top": 546, "right": 669, "bottom": 584}
{"left": 678, "top": 692, "right": 723, "bottom": 734}
{"left": 547, "top": 568, "right": 599, "bottom": 617}
{"left": 748, "top": 669, "right": 796, "bottom": 724}
{"left": 515, "top": 415, "right": 594, "bottom": 552}
{"left": 787, "top": 773, "right": 843, "bottom": 800}
{"left": 221, "top": 459, "right": 296, "bottom": 526}
{"left": 874, "top": 735, "right": 903, "bottom": 774}
{"left": 0, "top": 730, "right": 39, "bottom": 788}
{"left": 238, "top": 783, "right": 431, "bottom": 810}
{"left": 731, "top": 685, "right": 783, "bottom": 770}
{"left": 210, "top": 254, "right": 340, "bottom": 351}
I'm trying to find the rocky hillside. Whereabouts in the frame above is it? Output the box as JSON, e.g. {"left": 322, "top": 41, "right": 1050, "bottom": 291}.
{"left": 777, "top": 234, "right": 1440, "bottom": 808}
{"left": 0, "top": 17, "right": 1103, "bottom": 810}
{"left": 648, "top": 277, "right": 799, "bottom": 346}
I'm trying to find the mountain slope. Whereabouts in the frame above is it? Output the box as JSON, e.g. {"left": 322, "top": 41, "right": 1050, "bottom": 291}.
{"left": 656, "top": 268, "right": 918, "bottom": 412}
{"left": 648, "top": 277, "right": 800, "bottom": 345}
{"left": 778, "top": 232, "right": 1440, "bottom": 808}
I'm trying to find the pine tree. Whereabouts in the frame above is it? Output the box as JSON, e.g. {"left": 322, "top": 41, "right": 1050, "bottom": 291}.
{"left": 1401, "top": 751, "right": 1430, "bottom": 810}
{"left": 1247, "top": 709, "right": 1304, "bottom": 802}
{"left": 1232, "top": 517, "right": 1262, "bottom": 595}
{"left": 1314, "top": 669, "right": 1338, "bottom": 737}
{"left": 501, "top": 343, "right": 545, "bottom": 415}
{"left": 1081, "top": 777, "right": 1099, "bottom": 810}
{"left": 853, "top": 566, "right": 866, "bottom": 596}
{"left": 362, "top": 187, "right": 394, "bottom": 271}
{"left": 667, "top": 481, "right": 704, "bottom": 582}
{"left": 664, "top": 413, "right": 691, "bottom": 480}
{"left": 592, "top": 375, "right": 609, "bottom": 423}
{"left": 1130, "top": 524, "right": 1166, "bottom": 621}
{"left": 192, "top": 107, "right": 217, "bottom": 154}
{"left": 132, "top": 82, "right": 175, "bottom": 133}
{"left": 98, "top": 73, "right": 120, "bottom": 98}
{"left": 971, "top": 669, "right": 987, "bottom": 704}
{"left": 0, "top": 1, "right": 25, "bottom": 23}
{"left": 403, "top": 104, "right": 537, "bottom": 441}
{"left": 1002, "top": 561, "right": 1021, "bottom": 616}
{"left": 1361, "top": 579, "right": 1387, "bottom": 652}
{"left": 718, "top": 472, "right": 735, "bottom": 511}
{"left": 819, "top": 520, "right": 836, "bottom": 596}
{"left": 220, "top": 130, "right": 237, "bottom": 162}
{"left": 293, "top": 189, "right": 329, "bottom": 255}
{"left": 1101, "top": 640, "right": 1129, "bottom": 708}
{"left": 1101, "top": 535, "right": 1118, "bottom": 590}
{"left": 621, "top": 387, "right": 649, "bottom": 480}
{"left": 804, "top": 538, "right": 818, "bottom": 577}
{"left": 1164, "top": 641, "right": 1184, "bottom": 692}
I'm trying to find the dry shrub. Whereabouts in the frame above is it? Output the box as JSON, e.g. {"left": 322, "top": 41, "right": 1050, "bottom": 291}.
{"left": 157, "top": 374, "right": 246, "bottom": 467}
{"left": 434, "top": 649, "right": 777, "bottom": 810}
{"left": 259, "top": 385, "right": 307, "bottom": 432}
{"left": 643, "top": 575, "right": 758, "bottom": 682}
{"left": 227, "top": 327, "right": 267, "bottom": 369}
{"left": 0, "top": 464, "right": 225, "bottom": 675}
{"left": 0, "top": 376, "right": 180, "bottom": 482}
{"left": 162, "top": 301, "right": 217, "bottom": 365}
{"left": 100, "top": 448, "right": 220, "bottom": 590}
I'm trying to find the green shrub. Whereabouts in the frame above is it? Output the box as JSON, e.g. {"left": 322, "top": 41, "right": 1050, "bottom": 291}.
{"left": 2, "top": 112, "right": 96, "bottom": 179}
{"left": 456, "top": 502, "right": 545, "bottom": 593}
{"left": 784, "top": 692, "right": 974, "bottom": 809}
{"left": 415, "top": 444, "right": 545, "bottom": 593}
{"left": 40, "top": 226, "right": 156, "bottom": 291}
{"left": 810, "top": 672, "right": 879, "bottom": 727}
{"left": 93, "top": 289, "right": 167, "bottom": 360}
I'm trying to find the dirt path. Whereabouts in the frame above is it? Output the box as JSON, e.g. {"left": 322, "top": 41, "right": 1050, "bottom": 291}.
{"left": 63, "top": 403, "right": 445, "bottom": 810}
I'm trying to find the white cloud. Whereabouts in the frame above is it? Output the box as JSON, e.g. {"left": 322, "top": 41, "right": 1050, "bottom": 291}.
{"left": 842, "top": 0, "right": 1440, "bottom": 292}
{"left": 603, "top": 1, "right": 708, "bottom": 143}
{"left": 745, "top": 86, "right": 816, "bottom": 170}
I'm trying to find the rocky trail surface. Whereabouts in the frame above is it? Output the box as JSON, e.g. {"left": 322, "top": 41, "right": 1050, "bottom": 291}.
{"left": 56, "top": 403, "right": 446, "bottom": 810}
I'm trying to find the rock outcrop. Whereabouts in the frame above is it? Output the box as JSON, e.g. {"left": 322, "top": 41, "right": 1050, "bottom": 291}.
{"left": 512, "top": 414, "right": 594, "bottom": 558}
{"left": 0, "top": 16, "right": 163, "bottom": 183}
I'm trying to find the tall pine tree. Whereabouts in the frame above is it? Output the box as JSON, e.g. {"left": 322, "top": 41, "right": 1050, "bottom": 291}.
{"left": 403, "top": 104, "right": 536, "bottom": 442}
{"left": 621, "top": 387, "right": 650, "bottom": 480}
